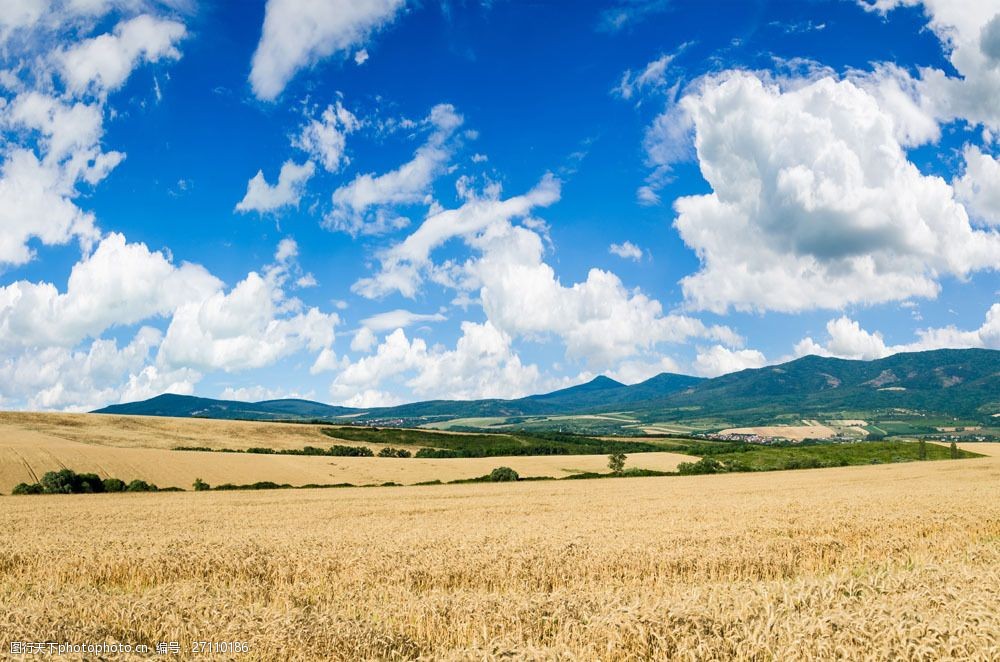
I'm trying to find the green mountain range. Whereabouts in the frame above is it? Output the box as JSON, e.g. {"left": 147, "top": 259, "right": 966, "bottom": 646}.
{"left": 93, "top": 348, "right": 1000, "bottom": 428}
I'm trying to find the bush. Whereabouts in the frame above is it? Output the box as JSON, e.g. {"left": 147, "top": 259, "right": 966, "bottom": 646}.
{"left": 378, "top": 447, "right": 412, "bottom": 458}
{"left": 677, "top": 458, "right": 725, "bottom": 475}
{"left": 193, "top": 478, "right": 210, "bottom": 491}
{"left": 34, "top": 469, "right": 106, "bottom": 494}
{"left": 102, "top": 478, "right": 126, "bottom": 493}
{"left": 12, "top": 469, "right": 160, "bottom": 495}
{"left": 40, "top": 469, "right": 80, "bottom": 494}
{"left": 488, "top": 466, "right": 520, "bottom": 482}
{"left": 608, "top": 452, "right": 626, "bottom": 474}
{"left": 327, "top": 445, "right": 374, "bottom": 457}
{"left": 415, "top": 448, "right": 461, "bottom": 458}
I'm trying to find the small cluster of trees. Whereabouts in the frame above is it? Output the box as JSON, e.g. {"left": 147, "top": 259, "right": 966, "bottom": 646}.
{"left": 12, "top": 469, "right": 160, "bottom": 495}
{"left": 377, "top": 447, "right": 412, "bottom": 458}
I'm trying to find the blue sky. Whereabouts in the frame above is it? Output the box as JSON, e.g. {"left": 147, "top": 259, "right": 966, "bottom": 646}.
{"left": 1, "top": 0, "right": 998, "bottom": 410}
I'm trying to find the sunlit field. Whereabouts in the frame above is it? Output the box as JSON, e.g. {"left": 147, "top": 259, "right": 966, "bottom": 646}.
{"left": 0, "top": 412, "right": 693, "bottom": 491}
{"left": 2, "top": 447, "right": 998, "bottom": 660}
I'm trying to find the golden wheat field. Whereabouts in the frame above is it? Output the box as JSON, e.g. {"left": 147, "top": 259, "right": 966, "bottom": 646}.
{"left": 2, "top": 449, "right": 998, "bottom": 661}
{"left": 0, "top": 412, "right": 692, "bottom": 491}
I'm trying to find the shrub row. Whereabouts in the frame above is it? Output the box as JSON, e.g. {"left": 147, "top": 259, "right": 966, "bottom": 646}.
{"left": 377, "top": 447, "right": 412, "bottom": 458}
{"left": 12, "top": 469, "right": 164, "bottom": 495}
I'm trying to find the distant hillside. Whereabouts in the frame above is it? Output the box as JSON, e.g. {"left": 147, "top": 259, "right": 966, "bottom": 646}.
{"left": 93, "top": 349, "right": 1000, "bottom": 426}
{"left": 92, "top": 373, "right": 703, "bottom": 421}
{"left": 93, "top": 394, "right": 357, "bottom": 421}
{"left": 616, "top": 348, "right": 1000, "bottom": 422}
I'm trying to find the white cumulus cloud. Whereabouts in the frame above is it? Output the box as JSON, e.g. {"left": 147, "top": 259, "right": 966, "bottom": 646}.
{"left": 0, "top": 233, "right": 220, "bottom": 350}
{"left": 609, "top": 241, "right": 644, "bottom": 261}
{"left": 235, "top": 159, "right": 315, "bottom": 214}
{"left": 693, "top": 345, "right": 767, "bottom": 377}
{"left": 795, "top": 304, "right": 1000, "bottom": 359}
{"left": 59, "top": 14, "right": 186, "bottom": 97}
{"left": 327, "top": 103, "right": 463, "bottom": 235}
{"left": 293, "top": 100, "right": 359, "bottom": 173}
{"left": 330, "top": 321, "right": 541, "bottom": 404}
{"left": 249, "top": 0, "right": 405, "bottom": 101}
{"left": 672, "top": 72, "right": 1000, "bottom": 313}
{"left": 954, "top": 145, "right": 1000, "bottom": 226}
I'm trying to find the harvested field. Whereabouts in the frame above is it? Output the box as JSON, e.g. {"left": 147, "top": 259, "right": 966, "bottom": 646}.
{"left": 0, "top": 411, "right": 341, "bottom": 452}
{"left": 719, "top": 423, "right": 836, "bottom": 440}
{"left": 0, "top": 414, "right": 691, "bottom": 491}
{"left": 1, "top": 455, "right": 997, "bottom": 660}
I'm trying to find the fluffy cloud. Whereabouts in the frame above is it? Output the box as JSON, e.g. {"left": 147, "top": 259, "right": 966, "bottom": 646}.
{"left": 331, "top": 321, "right": 541, "bottom": 404}
{"left": 0, "top": 148, "right": 102, "bottom": 266}
{"left": 235, "top": 159, "right": 315, "bottom": 214}
{"left": 59, "top": 14, "right": 186, "bottom": 97}
{"left": 249, "top": 0, "right": 405, "bottom": 101}
{"left": 0, "top": 232, "right": 343, "bottom": 408}
{"left": 693, "top": 345, "right": 767, "bottom": 377}
{"left": 349, "top": 327, "right": 378, "bottom": 353}
{"left": 471, "top": 222, "right": 739, "bottom": 368}
{"left": 354, "top": 173, "right": 739, "bottom": 373}
{"left": 294, "top": 101, "right": 359, "bottom": 173}
{"left": 672, "top": 72, "right": 1000, "bottom": 313}
{"left": 954, "top": 146, "right": 1000, "bottom": 226}
{"left": 795, "top": 304, "right": 1000, "bottom": 360}
{"left": 353, "top": 173, "right": 560, "bottom": 298}
{"left": 0, "top": 8, "right": 186, "bottom": 267}
{"left": 0, "top": 91, "right": 122, "bottom": 265}
{"left": 157, "top": 241, "right": 339, "bottom": 372}
{"left": 861, "top": 0, "right": 1000, "bottom": 130}
{"left": 326, "top": 104, "right": 463, "bottom": 235}
{"left": 0, "top": 233, "right": 220, "bottom": 349}
{"left": 793, "top": 317, "right": 893, "bottom": 361}
{"left": 609, "top": 240, "right": 644, "bottom": 261}
{"left": 0, "top": 326, "right": 196, "bottom": 412}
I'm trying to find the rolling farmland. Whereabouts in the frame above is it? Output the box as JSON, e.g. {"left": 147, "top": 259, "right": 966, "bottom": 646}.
{"left": 0, "top": 412, "right": 692, "bottom": 491}
{"left": 1, "top": 449, "right": 997, "bottom": 660}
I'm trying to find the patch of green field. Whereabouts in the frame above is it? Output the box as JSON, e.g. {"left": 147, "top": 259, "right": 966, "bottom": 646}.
{"left": 875, "top": 420, "right": 940, "bottom": 435}
{"left": 710, "top": 441, "right": 979, "bottom": 472}
{"left": 320, "top": 426, "right": 670, "bottom": 457}
{"left": 420, "top": 417, "right": 510, "bottom": 430}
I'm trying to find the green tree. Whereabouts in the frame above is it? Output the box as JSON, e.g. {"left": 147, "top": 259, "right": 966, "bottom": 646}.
{"left": 488, "top": 466, "right": 519, "bottom": 482}
{"left": 193, "top": 478, "right": 210, "bottom": 491}
{"left": 918, "top": 439, "right": 928, "bottom": 460}
{"left": 608, "top": 452, "right": 626, "bottom": 474}
{"left": 40, "top": 469, "right": 78, "bottom": 493}
{"left": 102, "top": 478, "right": 126, "bottom": 493}
{"left": 950, "top": 441, "right": 959, "bottom": 459}
{"left": 677, "top": 457, "right": 725, "bottom": 475}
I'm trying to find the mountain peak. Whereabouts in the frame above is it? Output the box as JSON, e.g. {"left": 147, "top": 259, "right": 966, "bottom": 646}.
{"left": 585, "top": 375, "right": 625, "bottom": 389}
